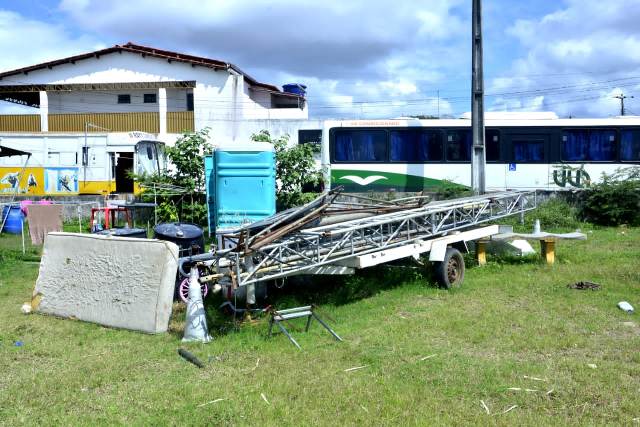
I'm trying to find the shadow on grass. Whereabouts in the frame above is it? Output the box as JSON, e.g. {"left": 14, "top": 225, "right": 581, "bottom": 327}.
{"left": 172, "top": 263, "right": 434, "bottom": 338}
{"left": 265, "top": 263, "right": 430, "bottom": 309}
{"left": 174, "top": 253, "right": 545, "bottom": 338}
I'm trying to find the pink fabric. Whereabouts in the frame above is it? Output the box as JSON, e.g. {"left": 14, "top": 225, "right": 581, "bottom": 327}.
{"left": 20, "top": 200, "right": 33, "bottom": 215}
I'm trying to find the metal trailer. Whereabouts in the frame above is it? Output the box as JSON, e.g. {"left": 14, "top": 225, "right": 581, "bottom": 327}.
{"left": 179, "top": 190, "right": 537, "bottom": 302}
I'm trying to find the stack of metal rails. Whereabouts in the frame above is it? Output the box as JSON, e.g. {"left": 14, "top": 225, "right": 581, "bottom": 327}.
{"left": 179, "top": 189, "right": 537, "bottom": 301}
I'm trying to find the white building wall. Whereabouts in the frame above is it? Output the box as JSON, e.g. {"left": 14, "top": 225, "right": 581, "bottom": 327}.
{"left": 0, "top": 52, "right": 306, "bottom": 120}
{"left": 194, "top": 119, "right": 324, "bottom": 145}
{"left": 47, "top": 89, "right": 177, "bottom": 114}
{"left": 0, "top": 51, "right": 310, "bottom": 140}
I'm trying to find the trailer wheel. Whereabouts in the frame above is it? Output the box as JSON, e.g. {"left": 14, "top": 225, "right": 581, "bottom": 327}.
{"left": 434, "top": 247, "right": 465, "bottom": 289}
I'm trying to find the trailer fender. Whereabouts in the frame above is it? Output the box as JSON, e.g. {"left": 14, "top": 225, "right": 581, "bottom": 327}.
{"left": 429, "top": 241, "right": 448, "bottom": 262}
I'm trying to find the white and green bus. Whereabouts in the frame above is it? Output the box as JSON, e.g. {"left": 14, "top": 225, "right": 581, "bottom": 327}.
{"left": 320, "top": 114, "right": 640, "bottom": 192}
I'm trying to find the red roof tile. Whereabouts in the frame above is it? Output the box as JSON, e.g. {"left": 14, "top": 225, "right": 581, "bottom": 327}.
{"left": 0, "top": 42, "right": 291, "bottom": 95}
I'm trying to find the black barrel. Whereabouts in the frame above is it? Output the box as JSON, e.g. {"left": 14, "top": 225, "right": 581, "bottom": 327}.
{"left": 154, "top": 222, "right": 205, "bottom": 256}
{"left": 96, "top": 228, "right": 148, "bottom": 238}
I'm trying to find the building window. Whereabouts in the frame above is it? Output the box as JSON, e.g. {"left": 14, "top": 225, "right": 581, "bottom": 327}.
{"left": 117, "top": 94, "right": 131, "bottom": 104}
{"left": 298, "top": 129, "right": 322, "bottom": 145}
{"left": 513, "top": 139, "right": 545, "bottom": 162}
{"left": 621, "top": 130, "right": 640, "bottom": 161}
{"left": 390, "top": 130, "right": 443, "bottom": 162}
{"left": 446, "top": 130, "right": 472, "bottom": 162}
{"left": 562, "top": 129, "right": 616, "bottom": 162}
{"left": 143, "top": 93, "right": 157, "bottom": 103}
{"left": 333, "top": 130, "right": 387, "bottom": 162}
{"left": 186, "top": 93, "right": 194, "bottom": 111}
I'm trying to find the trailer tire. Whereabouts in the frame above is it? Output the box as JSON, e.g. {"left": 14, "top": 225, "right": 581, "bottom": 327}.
{"left": 434, "top": 247, "right": 465, "bottom": 289}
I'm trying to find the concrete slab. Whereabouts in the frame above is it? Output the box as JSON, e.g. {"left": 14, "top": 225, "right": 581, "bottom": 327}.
{"left": 32, "top": 232, "right": 179, "bottom": 333}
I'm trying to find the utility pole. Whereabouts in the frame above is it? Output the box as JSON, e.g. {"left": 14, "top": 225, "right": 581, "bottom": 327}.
{"left": 471, "top": 0, "right": 486, "bottom": 195}
{"left": 614, "top": 93, "right": 634, "bottom": 116}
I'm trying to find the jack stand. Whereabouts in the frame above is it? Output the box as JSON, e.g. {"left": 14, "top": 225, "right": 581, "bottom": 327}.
{"left": 267, "top": 306, "right": 343, "bottom": 350}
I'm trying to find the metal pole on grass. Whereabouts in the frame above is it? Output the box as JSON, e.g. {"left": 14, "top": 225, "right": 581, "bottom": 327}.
{"left": 21, "top": 215, "right": 25, "bottom": 255}
{"left": 471, "top": 0, "right": 486, "bottom": 195}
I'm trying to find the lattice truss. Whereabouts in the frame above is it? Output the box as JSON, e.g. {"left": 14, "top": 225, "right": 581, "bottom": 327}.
{"left": 205, "top": 191, "right": 537, "bottom": 287}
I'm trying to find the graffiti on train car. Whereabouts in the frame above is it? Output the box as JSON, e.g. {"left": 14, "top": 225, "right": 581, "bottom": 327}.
{"left": 44, "top": 167, "right": 79, "bottom": 194}
{"left": 0, "top": 167, "right": 44, "bottom": 194}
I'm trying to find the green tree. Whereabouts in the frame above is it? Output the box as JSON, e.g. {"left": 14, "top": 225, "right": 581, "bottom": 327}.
{"left": 252, "top": 130, "right": 323, "bottom": 209}
{"left": 136, "top": 128, "right": 212, "bottom": 224}
{"left": 165, "top": 128, "right": 212, "bottom": 192}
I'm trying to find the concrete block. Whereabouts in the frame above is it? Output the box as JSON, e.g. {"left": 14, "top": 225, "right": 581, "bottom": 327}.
{"left": 32, "top": 232, "right": 179, "bottom": 333}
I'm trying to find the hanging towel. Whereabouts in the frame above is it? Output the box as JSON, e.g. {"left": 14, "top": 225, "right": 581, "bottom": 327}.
{"left": 28, "top": 204, "right": 63, "bottom": 245}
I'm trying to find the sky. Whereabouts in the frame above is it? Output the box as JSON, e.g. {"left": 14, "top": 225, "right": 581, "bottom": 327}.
{"left": 1, "top": 0, "right": 639, "bottom": 119}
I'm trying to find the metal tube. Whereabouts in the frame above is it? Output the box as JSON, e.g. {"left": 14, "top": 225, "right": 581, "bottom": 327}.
{"left": 471, "top": 0, "right": 486, "bottom": 195}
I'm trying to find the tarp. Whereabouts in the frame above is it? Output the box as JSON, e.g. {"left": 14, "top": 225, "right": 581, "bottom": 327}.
{"left": 0, "top": 145, "right": 31, "bottom": 158}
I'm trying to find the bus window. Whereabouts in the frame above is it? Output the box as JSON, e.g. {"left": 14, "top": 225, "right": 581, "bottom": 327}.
{"left": 334, "top": 130, "right": 387, "bottom": 162}
{"left": 446, "top": 130, "right": 471, "bottom": 162}
{"left": 562, "top": 129, "right": 616, "bottom": 161}
{"left": 486, "top": 130, "right": 500, "bottom": 162}
{"left": 621, "top": 130, "right": 640, "bottom": 161}
{"left": 513, "top": 139, "right": 545, "bottom": 162}
{"left": 390, "top": 130, "right": 443, "bottom": 162}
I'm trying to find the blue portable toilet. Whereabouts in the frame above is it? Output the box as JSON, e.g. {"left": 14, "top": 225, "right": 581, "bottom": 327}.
{"left": 205, "top": 141, "right": 276, "bottom": 241}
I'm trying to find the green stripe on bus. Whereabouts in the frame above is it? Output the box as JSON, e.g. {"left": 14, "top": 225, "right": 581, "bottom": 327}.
{"left": 331, "top": 169, "right": 467, "bottom": 191}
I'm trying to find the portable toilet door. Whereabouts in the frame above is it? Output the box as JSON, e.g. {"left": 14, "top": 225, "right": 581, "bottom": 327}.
{"left": 204, "top": 154, "right": 215, "bottom": 236}
{"left": 206, "top": 141, "right": 276, "bottom": 237}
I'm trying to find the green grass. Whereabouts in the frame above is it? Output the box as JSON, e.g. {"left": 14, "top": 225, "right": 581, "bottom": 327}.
{"left": 1, "top": 227, "right": 639, "bottom": 425}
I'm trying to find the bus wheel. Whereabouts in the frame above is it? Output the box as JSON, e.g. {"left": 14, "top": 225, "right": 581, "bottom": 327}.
{"left": 434, "top": 247, "right": 465, "bottom": 289}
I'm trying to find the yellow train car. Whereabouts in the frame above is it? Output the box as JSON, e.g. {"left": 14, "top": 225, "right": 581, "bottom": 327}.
{"left": 0, "top": 131, "right": 166, "bottom": 196}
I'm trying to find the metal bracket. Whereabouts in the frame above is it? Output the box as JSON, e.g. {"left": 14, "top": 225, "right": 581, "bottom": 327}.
{"left": 267, "top": 305, "right": 343, "bottom": 350}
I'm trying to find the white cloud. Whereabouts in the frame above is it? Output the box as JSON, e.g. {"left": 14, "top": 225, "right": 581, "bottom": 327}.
{"left": 0, "top": 10, "right": 101, "bottom": 113}
{"left": 0, "top": 10, "right": 100, "bottom": 73}
{"left": 491, "top": 0, "right": 640, "bottom": 117}
{"left": 55, "top": 0, "right": 468, "bottom": 118}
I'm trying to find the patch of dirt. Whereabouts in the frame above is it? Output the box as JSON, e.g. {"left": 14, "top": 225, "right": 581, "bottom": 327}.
{"left": 567, "top": 281, "right": 601, "bottom": 290}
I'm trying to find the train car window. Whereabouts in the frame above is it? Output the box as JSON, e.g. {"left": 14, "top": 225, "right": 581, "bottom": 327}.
{"left": 562, "top": 129, "right": 616, "bottom": 161}
{"left": 390, "top": 130, "right": 443, "bottom": 162}
{"left": 513, "top": 139, "right": 545, "bottom": 162}
{"left": 334, "top": 130, "right": 387, "bottom": 162}
{"left": 486, "top": 130, "right": 500, "bottom": 162}
{"left": 621, "top": 130, "right": 640, "bottom": 161}
{"left": 446, "top": 130, "right": 471, "bottom": 162}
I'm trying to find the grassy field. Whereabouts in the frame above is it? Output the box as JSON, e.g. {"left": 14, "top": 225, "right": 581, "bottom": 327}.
{"left": 1, "top": 224, "right": 639, "bottom": 425}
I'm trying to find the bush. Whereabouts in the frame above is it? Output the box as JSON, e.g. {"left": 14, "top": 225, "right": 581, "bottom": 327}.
{"left": 576, "top": 167, "right": 640, "bottom": 226}
{"left": 499, "top": 196, "right": 581, "bottom": 232}
{"left": 528, "top": 197, "right": 580, "bottom": 230}
{"left": 136, "top": 129, "right": 212, "bottom": 225}
{"left": 251, "top": 130, "right": 322, "bottom": 210}
{"left": 434, "top": 180, "right": 472, "bottom": 200}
